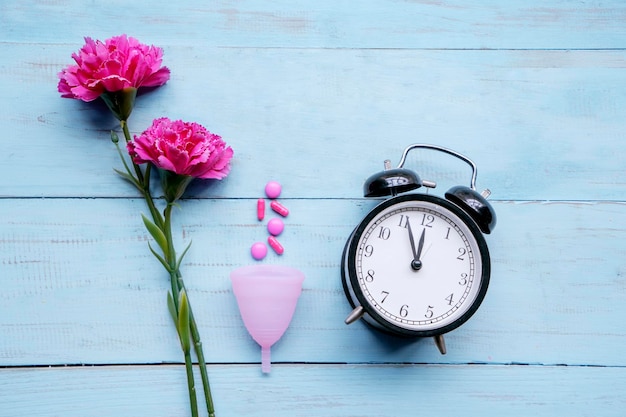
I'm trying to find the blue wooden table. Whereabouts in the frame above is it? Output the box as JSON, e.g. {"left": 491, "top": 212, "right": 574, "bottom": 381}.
{"left": 2, "top": 1, "right": 626, "bottom": 416}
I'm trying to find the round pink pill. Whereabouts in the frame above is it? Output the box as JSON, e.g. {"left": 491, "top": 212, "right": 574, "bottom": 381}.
{"left": 250, "top": 242, "right": 268, "bottom": 260}
{"left": 267, "top": 218, "right": 284, "bottom": 236}
{"left": 264, "top": 181, "right": 282, "bottom": 199}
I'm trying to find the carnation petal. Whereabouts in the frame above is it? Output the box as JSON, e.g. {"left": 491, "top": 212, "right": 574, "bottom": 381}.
{"left": 142, "top": 67, "right": 171, "bottom": 87}
{"left": 57, "top": 78, "right": 73, "bottom": 97}
{"left": 156, "top": 155, "right": 177, "bottom": 173}
{"left": 97, "top": 75, "right": 132, "bottom": 92}
{"left": 71, "top": 85, "right": 101, "bottom": 102}
{"left": 193, "top": 146, "right": 234, "bottom": 179}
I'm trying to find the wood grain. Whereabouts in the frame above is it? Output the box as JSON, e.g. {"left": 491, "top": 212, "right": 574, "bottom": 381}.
{"left": 2, "top": 44, "right": 626, "bottom": 200}
{"left": 1, "top": 0, "right": 625, "bottom": 416}
{"left": 2, "top": 0, "right": 626, "bottom": 49}
{"left": 2, "top": 364, "right": 625, "bottom": 417}
{"left": 1, "top": 199, "right": 624, "bottom": 367}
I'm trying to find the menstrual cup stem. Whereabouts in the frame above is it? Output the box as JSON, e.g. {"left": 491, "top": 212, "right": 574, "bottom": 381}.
{"left": 262, "top": 346, "right": 271, "bottom": 373}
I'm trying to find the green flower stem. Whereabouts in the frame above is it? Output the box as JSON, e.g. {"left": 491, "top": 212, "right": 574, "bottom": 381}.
{"left": 118, "top": 120, "right": 164, "bottom": 230}
{"left": 164, "top": 203, "right": 215, "bottom": 417}
{"left": 164, "top": 203, "right": 181, "bottom": 300}
{"left": 120, "top": 120, "right": 145, "bottom": 185}
{"left": 114, "top": 121, "right": 215, "bottom": 417}
{"left": 183, "top": 349, "right": 199, "bottom": 417}
{"left": 177, "top": 275, "right": 216, "bottom": 417}
{"left": 163, "top": 203, "right": 199, "bottom": 417}
{"left": 143, "top": 163, "right": 165, "bottom": 230}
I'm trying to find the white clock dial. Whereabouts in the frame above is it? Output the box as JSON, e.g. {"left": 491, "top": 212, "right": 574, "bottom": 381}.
{"left": 343, "top": 194, "right": 490, "bottom": 337}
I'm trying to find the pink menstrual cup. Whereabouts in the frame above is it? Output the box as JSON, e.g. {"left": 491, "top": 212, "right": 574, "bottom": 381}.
{"left": 230, "top": 265, "right": 305, "bottom": 373}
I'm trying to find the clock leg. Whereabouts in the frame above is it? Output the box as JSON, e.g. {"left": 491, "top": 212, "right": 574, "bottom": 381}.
{"left": 344, "top": 305, "right": 365, "bottom": 325}
{"left": 433, "top": 335, "right": 447, "bottom": 355}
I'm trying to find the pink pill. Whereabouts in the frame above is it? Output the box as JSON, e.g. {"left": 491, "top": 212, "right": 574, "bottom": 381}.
{"left": 267, "top": 236, "right": 284, "bottom": 255}
{"left": 270, "top": 200, "right": 289, "bottom": 217}
{"left": 257, "top": 198, "right": 265, "bottom": 221}
{"left": 267, "top": 218, "right": 284, "bottom": 236}
{"left": 265, "top": 181, "right": 282, "bottom": 199}
{"left": 250, "top": 242, "right": 267, "bottom": 260}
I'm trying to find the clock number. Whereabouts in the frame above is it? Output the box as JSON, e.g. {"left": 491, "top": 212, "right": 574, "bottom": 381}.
{"left": 363, "top": 245, "right": 374, "bottom": 257}
{"left": 421, "top": 214, "right": 435, "bottom": 228}
{"left": 445, "top": 293, "right": 454, "bottom": 306}
{"left": 365, "top": 269, "right": 375, "bottom": 282}
{"left": 459, "top": 272, "right": 468, "bottom": 286}
{"left": 400, "top": 304, "right": 409, "bottom": 318}
{"left": 380, "top": 291, "right": 389, "bottom": 303}
{"left": 425, "top": 305, "right": 434, "bottom": 319}
{"left": 444, "top": 227, "right": 451, "bottom": 240}
{"left": 397, "top": 215, "right": 409, "bottom": 228}
{"left": 378, "top": 226, "right": 391, "bottom": 240}
{"left": 457, "top": 247, "right": 467, "bottom": 261}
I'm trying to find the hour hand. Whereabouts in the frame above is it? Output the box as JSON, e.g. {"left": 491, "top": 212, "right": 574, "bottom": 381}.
{"left": 407, "top": 219, "right": 425, "bottom": 271}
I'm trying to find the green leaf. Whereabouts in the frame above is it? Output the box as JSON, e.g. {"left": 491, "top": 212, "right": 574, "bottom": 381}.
{"left": 175, "top": 240, "right": 193, "bottom": 272}
{"left": 113, "top": 168, "right": 142, "bottom": 192}
{"left": 167, "top": 291, "right": 178, "bottom": 324}
{"left": 141, "top": 214, "right": 169, "bottom": 258}
{"left": 177, "top": 290, "right": 191, "bottom": 352}
{"left": 147, "top": 242, "right": 172, "bottom": 272}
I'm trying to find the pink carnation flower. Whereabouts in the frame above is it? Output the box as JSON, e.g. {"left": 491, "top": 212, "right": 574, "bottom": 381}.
{"left": 58, "top": 34, "right": 170, "bottom": 102}
{"left": 128, "top": 118, "right": 234, "bottom": 180}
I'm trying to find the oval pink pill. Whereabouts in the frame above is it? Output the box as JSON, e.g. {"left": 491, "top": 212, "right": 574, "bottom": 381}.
{"left": 265, "top": 181, "right": 282, "bottom": 199}
{"left": 268, "top": 236, "right": 284, "bottom": 255}
{"left": 250, "top": 242, "right": 268, "bottom": 260}
{"left": 257, "top": 198, "right": 265, "bottom": 221}
{"left": 267, "top": 218, "right": 284, "bottom": 236}
{"left": 270, "top": 200, "right": 289, "bottom": 217}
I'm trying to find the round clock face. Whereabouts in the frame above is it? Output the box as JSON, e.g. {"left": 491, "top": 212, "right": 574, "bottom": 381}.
{"left": 342, "top": 193, "right": 490, "bottom": 337}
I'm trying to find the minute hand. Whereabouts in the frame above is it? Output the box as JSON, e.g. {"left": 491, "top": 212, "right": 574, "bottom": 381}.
{"left": 407, "top": 219, "right": 425, "bottom": 271}
{"left": 415, "top": 227, "right": 425, "bottom": 261}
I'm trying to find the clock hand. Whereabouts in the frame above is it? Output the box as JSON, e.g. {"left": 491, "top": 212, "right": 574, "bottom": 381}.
{"left": 412, "top": 228, "right": 426, "bottom": 271}
{"left": 416, "top": 227, "right": 425, "bottom": 261}
{"left": 407, "top": 218, "right": 418, "bottom": 258}
{"left": 407, "top": 219, "right": 424, "bottom": 271}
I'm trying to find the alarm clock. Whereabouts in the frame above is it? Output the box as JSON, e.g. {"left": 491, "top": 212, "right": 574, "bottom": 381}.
{"left": 341, "top": 144, "right": 496, "bottom": 354}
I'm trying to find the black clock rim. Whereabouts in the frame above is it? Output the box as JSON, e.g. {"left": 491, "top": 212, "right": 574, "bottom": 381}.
{"left": 342, "top": 193, "right": 491, "bottom": 338}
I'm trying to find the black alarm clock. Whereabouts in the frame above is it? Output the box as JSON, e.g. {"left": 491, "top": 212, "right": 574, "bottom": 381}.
{"left": 341, "top": 144, "right": 496, "bottom": 354}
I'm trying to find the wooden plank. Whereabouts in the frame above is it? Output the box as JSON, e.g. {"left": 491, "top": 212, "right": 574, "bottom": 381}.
{"left": 2, "top": 198, "right": 624, "bottom": 367}
{"left": 1, "top": 1, "right": 624, "bottom": 416}
{"left": 1, "top": 364, "right": 624, "bottom": 417}
{"left": 1, "top": 44, "right": 626, "bottom": 200}
{"left": 2, "top": 0, "right": 626, "bottom": 49}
